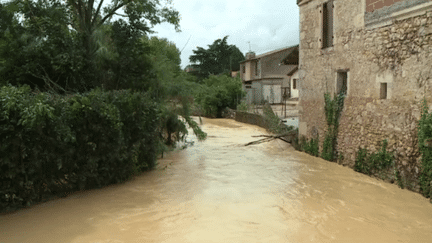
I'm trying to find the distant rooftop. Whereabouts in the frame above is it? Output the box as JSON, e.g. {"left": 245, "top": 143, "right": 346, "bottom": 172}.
{"left": 240, "top": 45, "right": 299, "bottom": 64}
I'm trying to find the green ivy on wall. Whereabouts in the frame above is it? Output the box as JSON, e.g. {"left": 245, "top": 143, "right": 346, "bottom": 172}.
{"left": 321, "top": 92, "right": 345, "bottom": 161}
{"left": 298, "top": 135, "right": 319, "bottom": 157}
{"left": 354, "top": 140, "right": 395, "bottom": 178}
{"left": 418, "top": 98, "right": 432, "bottom": 199}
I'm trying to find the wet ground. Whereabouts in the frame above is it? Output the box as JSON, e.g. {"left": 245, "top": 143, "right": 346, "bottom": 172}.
{"left": 1, "top": 118, "right": 432, "bottom": 243}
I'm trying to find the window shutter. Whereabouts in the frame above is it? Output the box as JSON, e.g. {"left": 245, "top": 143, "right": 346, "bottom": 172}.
{"left": 319, "top": 5, "right": 323, "bottom": 49}
{"left": 328, "top": 0, "right": 334, "bottom": 47}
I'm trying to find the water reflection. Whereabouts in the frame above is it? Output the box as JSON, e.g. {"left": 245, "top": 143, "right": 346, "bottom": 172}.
{"left": 1, "top": 118, "right": 432, "bottom": 243}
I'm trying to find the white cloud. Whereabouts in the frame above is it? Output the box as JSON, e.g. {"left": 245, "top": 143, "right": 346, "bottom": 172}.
{"left": 151, "top": 0, "right": 299, "bottom": 68}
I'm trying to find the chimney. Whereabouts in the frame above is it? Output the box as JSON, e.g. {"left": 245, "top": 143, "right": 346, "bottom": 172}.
{"left": 245, "top": 51, "right": 256, "bottom": 60}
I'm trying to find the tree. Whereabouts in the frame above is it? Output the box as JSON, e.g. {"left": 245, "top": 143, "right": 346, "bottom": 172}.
{"left": 145, "top": 36, "right": 181, "bottom": 84}
{"left": 63, "top": 0, "right": 180, "bottom": 66}
{"left": 142, "top": 36, "right": 206, "bottom": 145}
{"left": 195, "top": 74, "right": 245, "bottom": 118}
{"left": 0, "top": 0, "right": 180, "bottom": 92}
{"left": 189, "top": 36, "right": 244, "bottom": 81}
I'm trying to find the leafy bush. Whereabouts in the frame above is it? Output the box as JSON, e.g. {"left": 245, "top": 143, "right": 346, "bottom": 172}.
{"left": 297, "top": 135, "right": 319, "bottom": 157}
{"left": 195, "top": 75, "right": 245, "bottom": 118}
{"left": 237, "top": 100, "right": 249, "bottom": 112}
{"left": 354, "top": 140, "right": 394, "bottom": 176}
{"left": 321, "top": 129, "right": 335, "bottom": 161}
{"left": 418, "top": 98, "right": 432, "bottom": 198}
{"left": 304, "top": 138, "right": 319, "bottom": 157}
{"left": 0, "top": 85, "right": 160, "bottom": 212}
{"left": 354, "top": 147, "right": 370, "bottom": 174}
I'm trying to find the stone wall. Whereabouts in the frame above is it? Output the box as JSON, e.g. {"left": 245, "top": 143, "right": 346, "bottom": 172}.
{"left": 235, "top": 104, "right": 288, "bottom": 133}
{"left": 298, "top": 0, "right": 432, "bottom": 192}
{"left": 235, "top": 111, "right": 269, "bottom": 129}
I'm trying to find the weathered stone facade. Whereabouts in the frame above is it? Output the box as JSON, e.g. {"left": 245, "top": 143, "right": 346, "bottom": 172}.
{"left": 298, "top": 0, "right": 432, "bottom": 191}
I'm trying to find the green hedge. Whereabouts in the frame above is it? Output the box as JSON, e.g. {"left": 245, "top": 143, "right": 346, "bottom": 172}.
{"left": 0, "top": 85, "right": 160, "bottom": 212}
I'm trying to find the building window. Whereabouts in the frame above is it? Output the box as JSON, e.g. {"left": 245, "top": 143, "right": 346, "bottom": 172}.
{"left": 322, "top": 0, "right": 334, "bottom": 49}
{"left": 246, "top": 85, "right": 252, "bottom": 89}
{"left": 292, "top": 79, "right": 297, "bottom": 89}
{"left": 337, "top": 71, "right": 347, "bottom": 96}
{"left": 254, "top": 60, "right": 259, "bottom": 76}
{"left": 242, "top": 65, "right": 245, "bottom": 73}
{"left": 380, "top": 83, "right": 387, "bottom": 99}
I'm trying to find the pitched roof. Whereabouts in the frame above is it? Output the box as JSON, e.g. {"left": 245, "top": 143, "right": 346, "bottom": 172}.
{"left": 281, "top": 46, "right": 299, "bottom": 65}
{"left": 287, "top": 66, "right": 299, "bottom": 76}
{"left": 240, "top": 45, "right": 299, "bottom": 64}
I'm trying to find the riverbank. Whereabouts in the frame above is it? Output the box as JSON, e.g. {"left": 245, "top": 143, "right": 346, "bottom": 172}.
{"left": 231, "top": 106, "right": 432, "bottom": 203}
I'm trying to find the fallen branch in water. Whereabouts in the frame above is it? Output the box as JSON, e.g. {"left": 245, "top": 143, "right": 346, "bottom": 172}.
{"left": 251, "top": 132, "right": 294, "bottom": 138}
{"left": 245, "top": 131, "right": 297, "bottom": 146}
{"left": 244, "top": 137, "right": 275, "bottom": 146}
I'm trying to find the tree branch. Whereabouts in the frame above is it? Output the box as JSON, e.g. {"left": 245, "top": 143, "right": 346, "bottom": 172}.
{"left": 87, "top": 0, "right": 95, "bottom": 28}
{"left": 92, "top": 0, "right": 105, "bottom": 26}
{"left": 77, "top": 0, "right": 85, "bottom": 31}
{"left": 97, "top": 0, "right": 131, "bottom": 28}
{"left": 29, "top": 64, "right": 68, "bottom": 94}
{"left": 113, "top": 12, "right": 128, "bottom": 17}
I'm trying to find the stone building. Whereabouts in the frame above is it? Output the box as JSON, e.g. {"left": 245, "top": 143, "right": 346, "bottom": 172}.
{"left": 240, "top": 45, "right": 298, "bottom": 104}
{"left": 297, "top": 0, "right": 432, "bottom": 191}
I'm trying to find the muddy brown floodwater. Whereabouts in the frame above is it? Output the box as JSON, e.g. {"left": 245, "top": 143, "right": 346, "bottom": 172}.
{"left": 1, "top": 118, "right": 432, "bottom": 243}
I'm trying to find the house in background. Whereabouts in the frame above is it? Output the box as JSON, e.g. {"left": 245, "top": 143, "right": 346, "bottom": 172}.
{"left": 184, "top": 65, "right": 199, "bottom": 76}
{"left": 287, "top": 67, "right": 299, "bottom": 100}
{"left": 297, "top": 0, "right": 432, "bottom": 190}
{"left": 231, "top": 71, "right": 239, "bottom": 78}
{"left": 240, "top": 45, "right": 299, "bottom": 104}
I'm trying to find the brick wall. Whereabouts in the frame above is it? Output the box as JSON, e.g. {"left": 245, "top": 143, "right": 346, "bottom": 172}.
{"left": 366, "top": 0, "right": 403, "bottom": 13}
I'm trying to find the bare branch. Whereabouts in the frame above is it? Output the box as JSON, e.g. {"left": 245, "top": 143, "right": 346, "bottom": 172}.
{"left": 28, "top": 64, "right": 68, "bottom": 94}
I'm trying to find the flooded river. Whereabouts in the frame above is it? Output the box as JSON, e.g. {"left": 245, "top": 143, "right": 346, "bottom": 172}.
{"left": 1, "top": 118, "right": 432, "bottom": 243}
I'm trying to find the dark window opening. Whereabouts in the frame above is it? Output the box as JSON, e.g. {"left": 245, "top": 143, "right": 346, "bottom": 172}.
{"left": 322, "top": 1, "right": 334, "bottom": 49}
{"left": 246, "top": 85, "right": 252, "bottom": 89}
{"left": 242, "top": 65, "right": 245, "bottom": 73}
{"left": 337, "top": 72, "right": 347, "bottom": 96}
{"left": 293, "top": 79, "right": 297, "bottom": 89}
{"left": 380, "top": 83, "right": 387, "bottom": 99}
{"left": 283, "top": 87, "right": 291, "bottom": 100}
{"left": 255, "top": 60, "right": 259, "bottom": 76}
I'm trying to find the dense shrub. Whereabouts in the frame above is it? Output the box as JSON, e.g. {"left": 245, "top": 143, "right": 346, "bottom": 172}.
{"left": 295, "top": 135, "right": 319, "bottom": 157}
{"left": 354, "top": 140, "right": 394, "bottom": 176}
{"left": 418, "top": 99, "right": 432, "bottom": 199}
{"left": 0, "top": 85, "right": 160, "bottom": 212}
{"left": 195, "top": 75, "right": 245, "bottom": 118}
{"left": 301, "top": 136, "right": 319, "bottom": 157}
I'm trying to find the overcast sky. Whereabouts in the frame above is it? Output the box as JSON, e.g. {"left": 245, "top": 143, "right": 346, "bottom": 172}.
{"left": 150, "top": 0, "right": 300, "bottom": 69}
